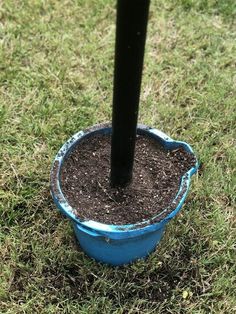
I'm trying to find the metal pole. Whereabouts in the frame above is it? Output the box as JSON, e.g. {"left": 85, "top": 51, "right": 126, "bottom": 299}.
{"left": 110, "top": 0, "right": 150, "bottom": 187}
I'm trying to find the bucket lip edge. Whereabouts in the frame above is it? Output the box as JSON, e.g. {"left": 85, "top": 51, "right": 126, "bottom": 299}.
{"left": 50, "top": 123, "right": 199, "bottom": 234}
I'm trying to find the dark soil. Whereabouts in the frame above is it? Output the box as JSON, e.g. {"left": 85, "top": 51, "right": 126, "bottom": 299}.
{"left": 60, "top": 134, "right": 196, "bottom": 225}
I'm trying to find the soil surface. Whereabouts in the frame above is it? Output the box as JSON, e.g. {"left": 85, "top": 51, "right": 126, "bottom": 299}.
{"left": 60, "top": 134, "right": 196, "bottom": 225}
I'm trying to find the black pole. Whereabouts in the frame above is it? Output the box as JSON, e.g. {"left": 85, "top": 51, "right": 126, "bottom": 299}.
{"left": 110, "top": 0, "right": 150, "bottom": 187}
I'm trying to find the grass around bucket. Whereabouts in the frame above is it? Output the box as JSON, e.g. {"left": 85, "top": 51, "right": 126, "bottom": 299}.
{"left": 2, "top": 0, "right": 235, "bottom": 312}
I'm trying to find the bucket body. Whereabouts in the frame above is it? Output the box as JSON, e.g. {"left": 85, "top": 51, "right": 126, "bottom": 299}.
{"left": 73, "top": 223, "right": 165, "bottom": 266}
{"left": 50, "top": 124, "right": 198, "bottom": 266}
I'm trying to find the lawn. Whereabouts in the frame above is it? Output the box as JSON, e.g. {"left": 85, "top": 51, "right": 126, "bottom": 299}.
{"left": 0, "top": 0, "right": 235, "bottom": 313}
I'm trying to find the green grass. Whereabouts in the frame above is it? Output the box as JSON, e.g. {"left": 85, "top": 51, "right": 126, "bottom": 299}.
{"left": 0, "top": 0, "right": 235, "bottom": 313}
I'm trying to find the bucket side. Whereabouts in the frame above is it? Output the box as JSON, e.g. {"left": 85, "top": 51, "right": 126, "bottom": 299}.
{"left": 73, "top": 223, "right": 165, "bottom": 266}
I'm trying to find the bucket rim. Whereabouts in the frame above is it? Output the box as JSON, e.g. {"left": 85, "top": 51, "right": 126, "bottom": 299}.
{"left": 50, "top": 123, "right": 198, "bottom": 237}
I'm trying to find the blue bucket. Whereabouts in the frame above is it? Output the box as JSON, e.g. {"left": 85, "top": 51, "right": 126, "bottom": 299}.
{"left": 50, "top": 124, "right": 198, "bottom": 266}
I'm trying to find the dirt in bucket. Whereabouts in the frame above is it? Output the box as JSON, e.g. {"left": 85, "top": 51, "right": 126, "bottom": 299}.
{"left": 60, "top": 134, "right": 196, "bottom": 225}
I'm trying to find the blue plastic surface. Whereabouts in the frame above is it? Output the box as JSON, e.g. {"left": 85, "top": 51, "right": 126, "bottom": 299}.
{"left": 50, "top": 124, "right": 198, "bottom": 266}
